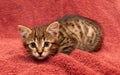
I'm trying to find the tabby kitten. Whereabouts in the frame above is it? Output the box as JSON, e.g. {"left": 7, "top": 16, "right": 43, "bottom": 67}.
{"left": 18, "top": 15, "right": 102, "bottom": 60}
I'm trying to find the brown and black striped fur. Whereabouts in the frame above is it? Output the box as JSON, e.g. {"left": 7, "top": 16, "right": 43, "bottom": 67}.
{"left": 18, "top": 15, "right": 102, "bottom": 60}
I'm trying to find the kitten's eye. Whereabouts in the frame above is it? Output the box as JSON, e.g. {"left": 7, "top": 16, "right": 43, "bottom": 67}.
{"left": 44, "top": 42, "right": 50, "bottom": 47}
{"left": 30, "top": 42, "right": 36, "bottom": 48}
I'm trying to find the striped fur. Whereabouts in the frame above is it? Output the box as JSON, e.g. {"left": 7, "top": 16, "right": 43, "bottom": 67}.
{"left": 18, "top": 15, "right": 102, "bottom": 60}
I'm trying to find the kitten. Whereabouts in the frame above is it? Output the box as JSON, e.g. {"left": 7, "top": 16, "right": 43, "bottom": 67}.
{"left": 18, "top": 15, "right": 102, "bottom": 60}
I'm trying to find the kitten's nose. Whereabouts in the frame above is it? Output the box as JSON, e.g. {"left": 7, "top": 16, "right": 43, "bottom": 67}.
{"left": 38, "top": 52, "right": 42, "bottom": 56}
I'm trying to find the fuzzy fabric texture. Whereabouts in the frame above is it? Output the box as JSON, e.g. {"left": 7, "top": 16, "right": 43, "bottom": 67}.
{"left": 0, "top": 0, "right": 120, "bottom": 75}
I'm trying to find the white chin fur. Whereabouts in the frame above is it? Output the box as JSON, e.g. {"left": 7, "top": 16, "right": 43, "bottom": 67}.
{"left": 36, "top": 56, "right": 47, "bottom": 60}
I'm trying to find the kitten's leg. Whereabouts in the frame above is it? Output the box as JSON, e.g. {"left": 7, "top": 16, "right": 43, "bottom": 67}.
{"left": 58, "top": 44, "right": 75, "bottom": 54}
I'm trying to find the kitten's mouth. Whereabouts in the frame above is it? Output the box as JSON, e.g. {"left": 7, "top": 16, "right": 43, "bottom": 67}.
{"left": 32, "top": 51, "right": 49, "bottom": 60}
{"left": 35, "top": 56, "right": 47, "bottom": 60}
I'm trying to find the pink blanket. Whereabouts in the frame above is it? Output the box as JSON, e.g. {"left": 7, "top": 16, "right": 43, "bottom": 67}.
{"left": 0, "top": 0, "right": 120, "bottom": 75}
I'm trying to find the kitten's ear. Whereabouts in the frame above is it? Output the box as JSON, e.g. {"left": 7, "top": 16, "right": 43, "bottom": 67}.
{"left": 46, "top": 21, "right": 60, "bottom": 37}
{"left": 18, "top": 25, "right": 32, "bottom": 38}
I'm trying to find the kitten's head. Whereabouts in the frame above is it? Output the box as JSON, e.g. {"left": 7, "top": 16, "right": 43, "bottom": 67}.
{"left": 18, "top": 22, "right": 60, "bottom": 60}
